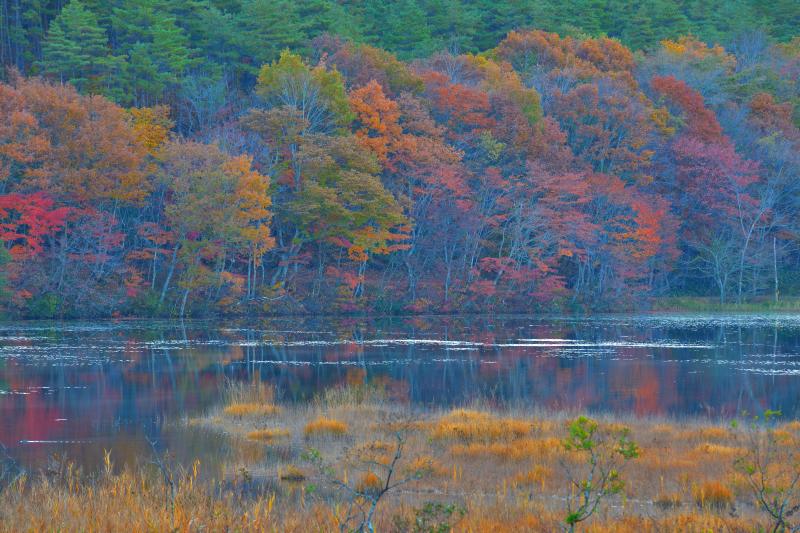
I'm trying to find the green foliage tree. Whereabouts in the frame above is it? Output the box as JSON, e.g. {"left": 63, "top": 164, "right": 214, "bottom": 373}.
{"left": 733, "top": 410, "right": 800, "bottom": 532}
{"left": 1, "top": 0, "right": 63, "bottom": 71}
{"left": 157, "top": 140, "right": 273, "bottom": 315}
{"left": 38, "top": 0, "right": 119, "bottom": 95}
{"left": 752, "top": 0, "right": 800, "bottom": 42}
{"left": 256, "top": 50, "right": 353, "bottom": 131}
{"left": 297, "top": 0, "right": 359, "bottom": 43}
{"left": 302, "top": 431, "right": 430, "bottom": 533}
{"left": 111, "top": 0, "right": 196, "bottom": 105}
{"left": 561, "top": 416, "right": 639, "bottom": 532}
{"left": 648, "top": 1, "right": 693, "bottom": 42}
{"left": 234, "top": 0, "right": 305, "bottom": 74}
{"left": 418, "top": 0, "right": 481, "bottom": 53}
{"left": 619, "top": 4, "right": 657, "bottom": 50}
{"left": 6, "top": 0, "right": 800, "bottom": 105}
{"left": 364, "top": 0, "right": 434, "bottom": 59}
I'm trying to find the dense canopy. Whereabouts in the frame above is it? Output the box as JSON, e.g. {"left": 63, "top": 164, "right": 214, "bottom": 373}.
{"left": 0, "top": 2, "right": 799, "bottom": 317}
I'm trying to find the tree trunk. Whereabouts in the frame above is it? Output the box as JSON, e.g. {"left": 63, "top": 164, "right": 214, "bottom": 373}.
{"left": 179, "top": 288, "right": 190, "bottom": 317}
{"left": 246, "top": 251, "right": 252, "bottom": 300}
{"left": 773, "top": 236, "right": 779, "bottom": 304}
{"left": 737, "top": 227, "right": 754, "bottom": 304}
{"left": 159, "top": 243, "right": 180, "bottom": 305}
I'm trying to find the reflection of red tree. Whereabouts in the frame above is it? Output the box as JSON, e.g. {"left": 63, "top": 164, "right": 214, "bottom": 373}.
{"left": 331, "top": 343, "right": 363, "bottom": 360}
{"left": 1, "top": 373, "right": 66, "bottom": 445}
{"left": 19, "top": 392, "right": 64, "bottom": 441}
{"left": 345, "top": 368, "right": 366, "bottom": 386}
{"left": 631, "top": 363, "right": 661, "bottom": 416}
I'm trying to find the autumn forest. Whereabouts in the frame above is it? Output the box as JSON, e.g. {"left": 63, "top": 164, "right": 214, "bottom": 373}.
{"left": 1, "top": 0, "right": 799, "bottom": 318}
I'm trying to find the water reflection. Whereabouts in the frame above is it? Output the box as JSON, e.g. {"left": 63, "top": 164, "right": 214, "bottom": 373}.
{"left": 1, "top": 314, "right": 799, "bottom": 471}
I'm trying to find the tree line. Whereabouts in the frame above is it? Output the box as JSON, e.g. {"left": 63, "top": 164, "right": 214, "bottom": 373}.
{"left": 1, "top": 0, "right": 798, "bottom": 111}
{"left": 0, "top": 4, "right": 799, "bottom": 317}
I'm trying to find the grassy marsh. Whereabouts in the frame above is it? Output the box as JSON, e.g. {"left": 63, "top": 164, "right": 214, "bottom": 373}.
{"left": 2, "top": 382, "right": 799, "bottom": 532}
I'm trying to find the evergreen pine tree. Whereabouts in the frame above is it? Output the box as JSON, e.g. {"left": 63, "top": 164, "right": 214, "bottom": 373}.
{"left": 564, "top": 0, "right": 607, "bottom": 36}
{"left": 111, "top": 0, "right": 196, "bottom": 104}
{"left": 39, "top": 0, "right": 117, "bottom": 93}
{"left": 372, "top": 0, "right": 434, "bottom": 58}
{"left": 752, "top": 0, "right": 799, "bottom": 42}
{"left": 235, "top": 0, "right": 304, "bottom": 71}
{"left": 621, "top": 4, "right": 658, "bottom": 50}
{"left": 297, "top": 0, "right": 360, "bottom": 43}
{"left": 649, "top": 0, "right": 692, "bottom": 42}
{"left": 421, "top": 0, "right": 481, "bottom": 54}
{"left": 472, "top": 0, "right": 522, "bottom": 50}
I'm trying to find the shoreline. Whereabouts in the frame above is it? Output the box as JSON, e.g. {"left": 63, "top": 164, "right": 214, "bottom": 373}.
{"left": 5, "top": 303, "right": 800, "bottom": 323}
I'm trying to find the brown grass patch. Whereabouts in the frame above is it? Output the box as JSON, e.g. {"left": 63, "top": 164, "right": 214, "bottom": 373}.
{"left": 449, "top": 437, "right": 561, "bottom": 460}
{"left": 512, "top": 465, "right": 551, "bottom": 488}
{"left": 430, "top": 409, "right": 532, "bottom": 443}
{"left": 246, "top": 428, "right": 291, "bottom": 442}
{"left": 355, "top": 471, "right": 383, "bottom": 495}
{"left": 685, "top": 426, "right": 729, "bottom": 441}
{"left": 404, "top": 455, "right": 448, "bottom": 477}
{"left": 782, "top": 420, "right": 800, "bottom": 432}
{"left": 304, "top": 417, "right": 349, "bottom": 437}
{"left": 279, "top": 464, "right": 306, "bottom": 482}
{"left": 654, "top": 491, "right": 682, "bottom": 510}
{"left": 223, "top": 402, "right": 280, "bottom": 418}
{"left": 691, "top": 442, "right": 743, "bottom": 458}
{"left": 693, "top": 481, "right": 733, "bottom": 509}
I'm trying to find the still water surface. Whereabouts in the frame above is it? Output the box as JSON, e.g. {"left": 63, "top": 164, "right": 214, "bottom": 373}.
{"left": 2, "top": 314, "right": 800, "bottom": 471}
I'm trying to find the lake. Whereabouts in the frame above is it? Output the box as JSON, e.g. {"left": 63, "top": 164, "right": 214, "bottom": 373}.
{"left": 2, "top": 314, "right": 800, "bottom": 472}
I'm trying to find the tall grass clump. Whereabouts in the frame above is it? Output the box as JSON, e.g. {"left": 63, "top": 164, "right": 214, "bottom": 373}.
{"left": 223, "top": 379, "right": 274, "bottom": 404}
{"left": 304, "top": 417, "right": 349, "bottom": 438}
{"left": 315, "top": 382, "right": 387, "bottom": 408}
{"left": 246, "top": 428, "right": 291, "bottom": 442}
{"left": 221, "top": 380, "right": 280, "bottom": 418}
{"left": 430, "top": 409, "right": 532, "bottom": 443}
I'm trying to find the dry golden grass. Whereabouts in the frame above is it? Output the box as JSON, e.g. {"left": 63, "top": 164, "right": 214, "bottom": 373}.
{"left": 278, "top": 464, "right": 306, "bottom": 482}
{"left": 0, "top": 465, "right": 325, "bottom": 533}
{"left": 654, "top": 491, "right": 683, "bottom": 510}
{"left": 691, "top": 441, "right": 743, "bottom": 458}
{"left": 783, "top": 420, "right": 800, "bottom": 432}
{"left": 450, "top": 437, "right": 561, "bottom": 461}
{"left": 224, "top": 379, "right": 274, "bottom": 404}
{"left": 304, "top": 416, "right": 349, "bottom": 437}
{"left": 355, "top": 471, "right": 383, "bottom": 494}
{"left": 183, "top": 403, "right": 800, "bottom": 531}
{"left": 511, "top": 465, "right": 551, "bottom": 488}
{"left": 692, "top": 480, "right": 734, "bottom": 510}
{"left": 430, "top": 409, "right": 533, "bottom": 443}
{"left": 223, "top": 402, "right": 280, "bottom": 418}
{"left": 404, "top": 455, "right": 448, "bottom": 477}
{"left": 680, "top": 425, "right": 729, "bottom": 441}
{"left": 246, "top": 428, "right": 291, "bottom": 442}
{"left": 6, "top": 385, "right": 800, "bottom": 532}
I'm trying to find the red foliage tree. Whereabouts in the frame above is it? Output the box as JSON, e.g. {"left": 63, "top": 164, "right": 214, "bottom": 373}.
{"left": 0, "top": 192, "right": 69, "bottom": 257}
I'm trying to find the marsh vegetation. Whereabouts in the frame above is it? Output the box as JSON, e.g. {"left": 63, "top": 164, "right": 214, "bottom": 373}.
{"left": 3, "top": 380, "right": 800, "bottom": 531}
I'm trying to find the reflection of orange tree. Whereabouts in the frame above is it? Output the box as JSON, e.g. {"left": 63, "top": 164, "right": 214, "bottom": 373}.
{"left": 631, "top": 363, "right": 662, "bottom": 416}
